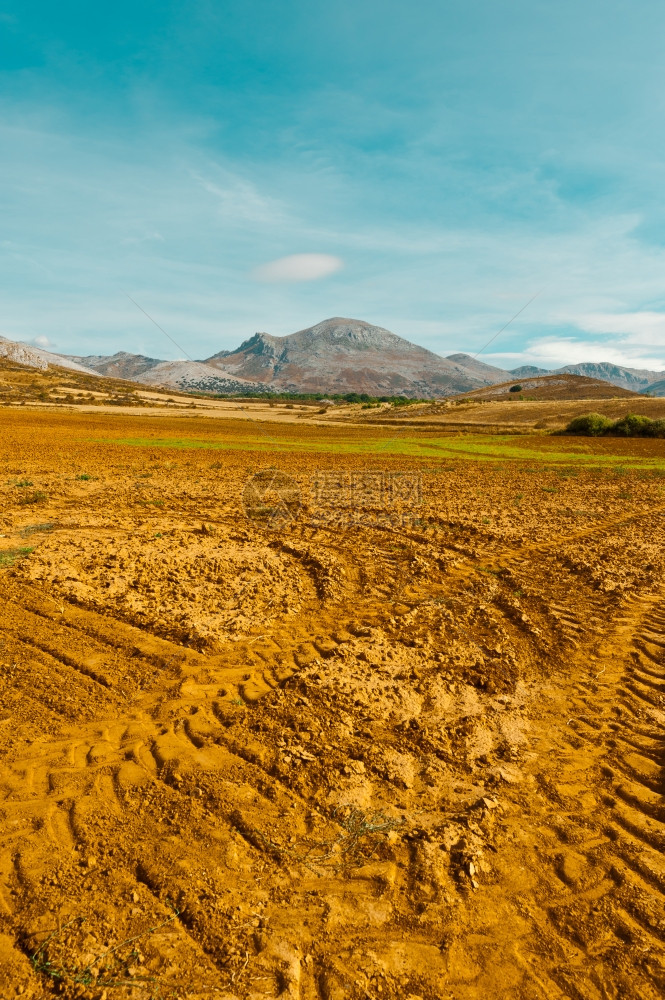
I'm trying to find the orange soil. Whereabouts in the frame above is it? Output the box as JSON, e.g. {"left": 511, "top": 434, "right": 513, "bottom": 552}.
{"left": 0, "top": 408, "right": 664, "bottom": 999}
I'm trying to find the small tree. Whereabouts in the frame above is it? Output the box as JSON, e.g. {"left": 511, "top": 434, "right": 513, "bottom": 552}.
{"left": 565, "top": 413, "right": 614, "bottom": 435}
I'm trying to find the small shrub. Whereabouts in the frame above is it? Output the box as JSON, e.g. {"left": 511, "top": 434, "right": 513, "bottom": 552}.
{"left": 509, "top": 384, "right": 522, "bottom": 393}
{"left": 18, "top": 490, "right": 47, "bottom": 505}
{"left": 565, "top": 413, "right": 615, "bottom": 436}
{"left": 611, "top": 413, "right": 653, "bottom": 436}
{"left": 564, "top": 411, "right": 665, "bottom": 437}
{"left": 646, "top": 418, "right": 665, "bottom": 438}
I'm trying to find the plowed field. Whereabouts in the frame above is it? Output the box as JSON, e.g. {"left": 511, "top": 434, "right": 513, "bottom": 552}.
{"left": 1, "top": 408, "right": 664, "bottom": 1000}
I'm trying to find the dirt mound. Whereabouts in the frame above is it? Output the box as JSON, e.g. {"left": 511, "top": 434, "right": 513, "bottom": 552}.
{"left": 18, "top": 526, "right": 317, "bottom": 650}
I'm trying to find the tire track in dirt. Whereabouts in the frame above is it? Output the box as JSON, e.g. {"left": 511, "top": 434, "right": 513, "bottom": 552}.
{"left": 0, "top": 567, "right": 422, "bottom": 996}
{"left": 441, "top": 581, "right": 665, "bottom": 1000}
{"left": 1, "top": 504, "right": 664, "bottom": 996}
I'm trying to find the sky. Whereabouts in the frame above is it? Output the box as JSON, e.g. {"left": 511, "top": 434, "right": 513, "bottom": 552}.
{"left": 2, "top": 1, "right": 665, "bottom": 370}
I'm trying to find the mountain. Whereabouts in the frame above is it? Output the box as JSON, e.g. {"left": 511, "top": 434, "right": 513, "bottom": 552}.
{"left": 0, "top": 336, "right": 99, "bottom": 375}
{"left": 510, "top": 365, "right": 551, "bottom": 377}
{"left": 642, "top": 378, "right": 665, "bottom": 397}
{"left": 205, "top": 317, "right": 485, "bottom": 396}
{"left": 132, "top": 360, "right": 266, "bottom": 394}
{"left": 507, "top": 362, "right": 665, "bottom": 392}
{"left": 555, "top": 362, "right": 665, "bottom": 392}
{"left": 445, "top": 353, "right": 509, "bottom": 383}
{"left": 68, "top": 351, "right": 163, "bottom": 380}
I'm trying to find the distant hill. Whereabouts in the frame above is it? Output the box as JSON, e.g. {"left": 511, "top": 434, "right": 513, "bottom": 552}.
{"left": 205, "top": 318, "right": 486, "bottom": 396}
{"left": 133, "top": 360, "right": 265, "bottom": 394}
{"left": 0, "top": 336, "right": 98, "bottom": 375}
{"left": 69, "top": 351, "right": 163, "bottom": 380}
{"left": 507, "top": 361, "right": 665, "bottom": 393}
{"left": 0, "top": 355, "right": 169, "bottom": 407}
{"left": 555, "top": 361, "right": 665, "bottom": 392}
{"left": 643, "top": 378, "right": 665, "bottom": 397}
{"left": 457, "top": 373, "right": 640, "bottom": 402}
{"left": 445, "top": 353, "right": 509, "bottom": 383}
{"left": 65, "top": 350, "right": 263, "bottom": 394}
{"left": 509, "top": 365, "right": 551, "bottom": 377}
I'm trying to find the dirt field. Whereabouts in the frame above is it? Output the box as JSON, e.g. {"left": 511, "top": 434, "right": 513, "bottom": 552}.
{"left": 1, "top": 406, "right": 664, "bottom": 999}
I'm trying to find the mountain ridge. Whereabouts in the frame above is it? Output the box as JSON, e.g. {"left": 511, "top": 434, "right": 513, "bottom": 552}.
{"left": 3, "top": 319, "right": 664, "bottom": 397}
{"left": 0, "top": 336, "right": 100, "bottom": 375}
{"left": 554, "top": 361, "right": 663, "bottom": 391}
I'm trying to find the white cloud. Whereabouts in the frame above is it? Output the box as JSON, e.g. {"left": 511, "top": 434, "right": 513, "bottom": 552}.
{"left": 489, "top": 335, "right": 665, "bottom": 371}
{"left": 26, "top": 334, "right": 54, "bottom": 349}
{"left": 497, "top": 310, "right": 665, "bottom": 370}
{"left": 253, "top": 253, "right": 344, "bottom": 283}
{"left": 576, "top": 311, "right": 665, "bottom": 346}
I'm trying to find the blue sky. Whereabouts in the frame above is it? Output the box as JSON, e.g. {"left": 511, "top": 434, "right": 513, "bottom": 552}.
{"left": 2, "top": 1, "right": 665, "bottom": 369}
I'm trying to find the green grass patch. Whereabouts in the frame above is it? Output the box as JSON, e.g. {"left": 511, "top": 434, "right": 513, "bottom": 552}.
{"left": 20, "top": 523, "right": 56, "bottom": 537}
{"left": 18, "top": 490, "right": 47, "bottom": 505}
{"left": 84, "top": 432, "right": 665, "bottom": 471}
{"left": 0, "top": 546, "right": 33, "bottom": 568}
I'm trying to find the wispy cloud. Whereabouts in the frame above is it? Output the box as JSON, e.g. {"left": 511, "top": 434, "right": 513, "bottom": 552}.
{"left": 191, "top": 168, "right": 288, "bottom": 227}
{"left": 120, "top": 231, "right": 165, "bottom": 246}
{"left": 576, "top": 311, "right": 665, "bottom": 346}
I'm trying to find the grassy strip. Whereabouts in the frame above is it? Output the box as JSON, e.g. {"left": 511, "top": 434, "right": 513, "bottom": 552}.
{"left": 85, "top": 433, "right": 665, "bottom": 469}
